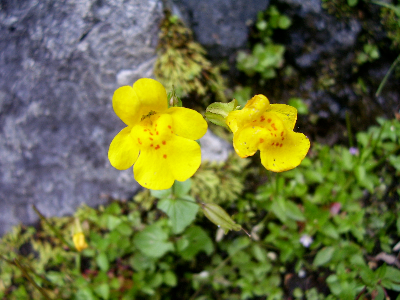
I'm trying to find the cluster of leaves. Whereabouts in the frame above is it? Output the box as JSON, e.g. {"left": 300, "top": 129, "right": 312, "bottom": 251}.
{"left": 1, "top": 118, "right": 399, "bottom": 300}
{"left": 236, "top": 5, "right": 291, "bottom": 83}
{"left": 378, "top": 0, "right": 400, "bottom": 49}
{"left": 154, "top": 13, "right": 226, "bottom": 103}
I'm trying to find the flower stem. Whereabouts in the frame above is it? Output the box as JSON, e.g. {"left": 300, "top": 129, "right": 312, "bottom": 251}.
{"left": 32, "top": 204, "right": 74, "bottom": 250}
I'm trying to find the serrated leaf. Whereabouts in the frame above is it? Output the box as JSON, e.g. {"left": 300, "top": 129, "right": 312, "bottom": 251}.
{"left": 157, "top": 196, "right": 198, "bottom": 234}
{"left": 178, "top": 226, "right": 214, "bottom": 260}
{"left": 134, "top": 223, "right": 174, "bottom": 258}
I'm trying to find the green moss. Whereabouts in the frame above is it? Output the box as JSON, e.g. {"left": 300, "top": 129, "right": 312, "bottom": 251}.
{"left": 154, "top": 14, "right": 226, "bottom": 104}
{"left": 191, "top": 153, "right": 252, "bottom": 205}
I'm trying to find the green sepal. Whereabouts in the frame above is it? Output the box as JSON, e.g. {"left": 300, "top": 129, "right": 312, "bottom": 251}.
{"left": 167, "top": 86, "right": 182, "bottom": 108}
{"left": 201, "top": 202, "right": 241, "bottom": 234}
{"left": 205, "top": 99, "right": 239, "bottom": 128}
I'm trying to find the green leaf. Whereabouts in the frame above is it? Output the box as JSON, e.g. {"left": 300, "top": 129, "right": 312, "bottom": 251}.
{"left": 227, "top": 236, "right": 251, "bottom": 256}
{"left": 133, "top": 223, "right": 174, "bottom": 258}
{"left": 285, "top": 201, "right": 305, "bottom": 221}
{"left": 94, "top": 283, "right": 110, "bottom": 300}
{"left": 163, "top": 270, "right": 178, "bottom": 287}
{"left": 115, "top": 222, "right": 133, "bottom": 236}
{"left": 96, "top": 252, "right": 110, "bottom": 272}
{"left": 313, "top": 246, "right": 335, "bottom": 266}
{"left": 201, "top": 202, "right": 241, "bottom": 233}
{"left": 173, "top": 179, "right": 192, "bottom": 198}
{"left": 205, "top": 99, "right": 239, "bottom": 128}
{"left": 288, "top": 98, "right": 308, "bottom": 115}
{"left": 347, "top": 0, "right": 358, "bottom": 6}
{"left": 178, "top": 226, "right": 214, "bottom": 260}
{"left": 150, "top": 188, "right": 172, "bottom": 199}
{"left": 75, "top": 288, "right": 97, "bottom": 300}
{"left": 157, "top": 196, "right": 199, "bottom": 234}
{"left": 278, "top": 15, "right": 291, "bottom": 29}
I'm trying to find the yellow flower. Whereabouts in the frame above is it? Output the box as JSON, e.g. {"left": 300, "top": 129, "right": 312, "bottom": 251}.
{"left": 73, "top": 232, "right": 88, "bottom": 252}
{"left": 226, "top": 94, "right": 310, "bottom": 172}
{"left": 108, "top": 78, "right": 208, "bottom": 190}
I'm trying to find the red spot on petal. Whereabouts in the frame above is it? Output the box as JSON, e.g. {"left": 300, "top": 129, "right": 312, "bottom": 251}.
{"left": 253, "top": 120, "right": 257, "bottom": 123}
{"left": 156, "top": 131, "right": 159, "bottom": 135}
{"left": 138, "top": 138, "right": 142, "bottom": 145}
{"left": 150, "top": 144, "right": 153, "bottom": 147}
{"left": 260, "top": 138, "right": 264, "bottom": 143}
{"left": 272, "top": 123, "right": 277, "bottom": 130}
{"left": 163, "top": 154, "right": 167, "bottom": 159}
{"left": 280, "top": 144, "right": 283, "bottom": 147}
{"left": 260, "top": 116, "right": 265, "bottom": 122}
{"left": 168, "top": 125, "right": 171, "bottom": 129}
{"left": 282, "top": 137, "right": 284, "bottom": 140}
{"left": 144, "top": 129, "right": 147, "bottom": 132}
{"left": 149, "top": 137, "right": 153, "bottom": 141}
{"left": 272, "top": 143, "right": 275, "bottom": 146}
{"left": 155, "top": 145, "right": 160, "bottom": 150}
{"left": 268, "top": 118, "right": 271, "bottom": 123}
{"left": 149, "top": 132, "right": 153, "bottom": 135}
{"left": 162, "top": 141, "right": 166, "bottom": 145}
{"left": 281, "top": 131, "right": 284, "bottom": 136}
{"left": 276, "top": 143, "right": 280, "bottom": 147}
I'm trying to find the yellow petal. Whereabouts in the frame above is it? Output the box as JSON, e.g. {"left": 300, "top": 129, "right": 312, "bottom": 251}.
{"left": 133, "top": 135, "right": 201, "bottom": 190}
{"left": 133, "top": 148, "right": 175, "bottom": 190}
{"left": 269, "top": 104, "right": 297, "bottom": 131}
{"left": 226, "top": 94, "right": 270, "bottom": 133}
{"left": 112, "top": 86, "right": 141, "bottom": 126}
{"left": 133, "top": 78, "right": 168, "bottom": 114}
{"left": 73, "top": 232, "right": 88, "bottom": 252}
{"left": 259, "top": 130, "right": 310, "bottom": 172}
{"left": 108, "top": 127, "right": 140, "bottom": 170}
{"left": 167, "top": 136, "right": 202, "bottom": 181}
{"left": 232, "top": 125, "right": 268, "bottom": 158}
{"left": 166, "top": 107, "right": 208, "bottom": 140}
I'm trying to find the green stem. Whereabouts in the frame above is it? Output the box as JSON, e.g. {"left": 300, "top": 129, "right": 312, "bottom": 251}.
{"left": 345, "top": 111, "right": 354, "bottom": 148}
{"left": 75, "top": 252, "right": 81, "bottom": 273}
{"left": 376, "top": 53, "right": 400, "bottom": 97}
{"left": 32, "top": 205, "right": 74, "bottom": 250}
{"left": 12, "top": 257, "right": 53, "bottom": 300}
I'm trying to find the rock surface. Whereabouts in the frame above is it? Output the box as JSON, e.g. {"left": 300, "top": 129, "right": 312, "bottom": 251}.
{"left": 174, "top": 0, "right": 270, "bottom": 58}
{"left": 0, "top": 0, "right": 163, "bottom": 235}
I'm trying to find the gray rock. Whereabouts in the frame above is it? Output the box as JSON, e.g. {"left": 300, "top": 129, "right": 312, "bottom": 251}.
{"left": 200, "top": 130, "right": 232, "bottom": 163}
{"left": 0, "top": 0, "right": 163, "bottom": 235}
{"left": 173, "top": 0, "right": 270, "bottom": 58}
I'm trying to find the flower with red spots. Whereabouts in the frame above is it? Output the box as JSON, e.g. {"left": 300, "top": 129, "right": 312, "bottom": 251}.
{"left": 225, "top": 94, "right": 310, "bottom": 172}
{"left": 108, "top": 78, "right": 207, "bottom": 190}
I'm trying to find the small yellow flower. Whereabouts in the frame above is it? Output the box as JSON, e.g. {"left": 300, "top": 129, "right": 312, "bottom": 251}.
{"left": 108, "top": 78, "right": 208, "bottom": 190}
{"left": 73, "top": 232, "right": 88, "bottom": 252}
{"left": 226, "top": 94, "right": 310, "bottom": 172}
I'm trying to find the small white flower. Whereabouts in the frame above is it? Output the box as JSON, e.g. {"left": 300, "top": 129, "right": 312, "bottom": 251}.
{"left": 300, "top": 234, "right": 313, "bottom": 248}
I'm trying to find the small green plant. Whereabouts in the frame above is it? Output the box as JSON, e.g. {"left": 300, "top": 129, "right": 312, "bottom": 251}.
{"left": 356, "top": 43, "right": 380, "bottom": 65}
{"left": 2, "top": 118, "right": 399, "bottom": 299}
{"left": 154, "top": 13, "right": 226, "bottom": 103}
{"left": 236, "top": 5, "right": 291, "bottom": 82}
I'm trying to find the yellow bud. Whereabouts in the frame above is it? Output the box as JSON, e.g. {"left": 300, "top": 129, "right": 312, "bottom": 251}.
{"left": 73, "top": 232, "right": 88, "bottom": 252}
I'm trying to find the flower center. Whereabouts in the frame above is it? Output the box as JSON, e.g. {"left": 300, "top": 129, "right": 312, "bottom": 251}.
{"left": 133, "top": 113, "right": 174, "bottom": 153}
{"left": 251, "top": 112, "right": 286, "bottom": 148}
